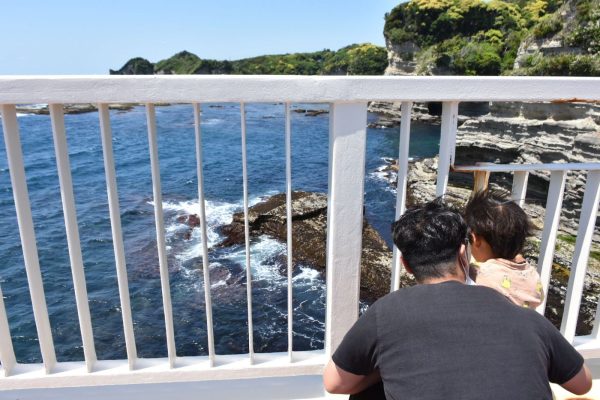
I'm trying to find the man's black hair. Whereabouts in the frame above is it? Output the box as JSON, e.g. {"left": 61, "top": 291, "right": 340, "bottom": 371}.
{"left": 464, "top": 190, "right": 532, "bottom": 260}
{"left": 392, "top": 198, "right": 469, "bottom": 281}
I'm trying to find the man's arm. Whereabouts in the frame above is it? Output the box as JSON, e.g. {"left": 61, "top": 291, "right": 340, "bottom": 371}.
{"left": 559, "top": 364, "right": 592, "bottom": 395}
{"left": 323, "top": 359, "right": 381, "bottom": 394}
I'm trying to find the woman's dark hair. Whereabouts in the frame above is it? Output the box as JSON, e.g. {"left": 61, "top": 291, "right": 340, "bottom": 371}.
{"left": 392, "top": 198, "right": 469, "bottom": 281}
{"left": 463, "top": 190, "right": 533, "bottom": 260}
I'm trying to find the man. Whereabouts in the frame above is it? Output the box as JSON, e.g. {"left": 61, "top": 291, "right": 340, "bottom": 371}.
{"left": 323, "top": 199, "right": 591, "bottom": 399}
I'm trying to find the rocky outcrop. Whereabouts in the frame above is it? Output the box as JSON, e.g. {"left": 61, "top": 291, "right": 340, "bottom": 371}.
{"left": 384, "top": 39, "right": 420, "bottom": 76}
{"left": 16, "top": 103, "right": 134, "bottom": 115}
{"left": 218, "top": 191, "right": 412, "bottom": 301}
{"left": 513, "top": 0, "right": 582, "bottom": 70}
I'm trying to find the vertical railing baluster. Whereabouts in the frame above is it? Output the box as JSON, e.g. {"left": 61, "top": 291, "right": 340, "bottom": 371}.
{"left": 49, "top": 104, "right": 97, "bottom": 372}
{"left": 240, "top": 102, "right": 254, "bottom": 363}
{"left": 0, "top": 104, "right": 56, "bottom": 374}
{"left": 193, "top": 103, "right": 216, "bottom": 367}
{"left": 511, "top": 171, "right": 529, "bottom": 208}
{"left": 560, "top": 170, "right": 600, "bottom": 342}
{"left": 98, "top": 104, "right": 137, "bottom": 369}
{"left": 285, "top": 102, "right": 294, "bottom": 362}
{"left": 536, "top": 170, "right": 567, "bottom": 314}
{"left": 0, "top": 284, "right": 16, "bottom": 376}
{"left": 391, "top": 101, "right": 412, "bottom": 292}
{"left": 324, "top": 102, "right": 368, "bottom": 356}
{"left": 436, "top": 101, "right": 459, "bottom": 197}
{"left": 592, "top": 296, "right": 600, "bottom": 339}
{"left": 145, "top": 104, "right": 177, "bottom": 367}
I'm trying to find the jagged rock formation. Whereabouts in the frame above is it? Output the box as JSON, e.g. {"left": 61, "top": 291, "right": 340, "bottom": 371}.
{"left": 384, "top": 40, "right": 420, "bottom": 76}
{"left": 217, "top": 191, "right": 412, "bottom": 301}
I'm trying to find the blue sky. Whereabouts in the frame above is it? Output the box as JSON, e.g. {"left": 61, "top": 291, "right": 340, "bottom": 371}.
{"left": 1, "top": 1, "right": 399, "bottom": 74}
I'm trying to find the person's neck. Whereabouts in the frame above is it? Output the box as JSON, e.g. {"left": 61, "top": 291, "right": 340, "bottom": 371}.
{"left": 419, "top": 275, "right": 464, "bottom": 285}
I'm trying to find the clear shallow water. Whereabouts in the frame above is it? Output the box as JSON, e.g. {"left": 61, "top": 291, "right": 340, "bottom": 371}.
{"left": 0, "top": 104, "right": 440, "bottom": 362}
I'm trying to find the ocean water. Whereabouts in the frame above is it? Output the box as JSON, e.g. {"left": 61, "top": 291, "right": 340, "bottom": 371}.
{"left": 0, "top": 104, "right": 440, "bottom": 362}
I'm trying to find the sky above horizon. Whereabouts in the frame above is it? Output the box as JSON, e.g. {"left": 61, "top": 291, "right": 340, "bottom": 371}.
{"left": 1, "top": 1, "right": 399, "bottom": 75}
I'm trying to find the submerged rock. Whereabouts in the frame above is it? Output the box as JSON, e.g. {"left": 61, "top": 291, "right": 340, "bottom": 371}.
{"left": 218, "top": 191, "right": 410, "bottom": 301}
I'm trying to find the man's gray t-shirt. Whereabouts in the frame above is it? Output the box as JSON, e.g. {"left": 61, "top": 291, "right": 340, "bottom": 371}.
{"left": 332, "top": 281, "right": 583, "bottom": 400}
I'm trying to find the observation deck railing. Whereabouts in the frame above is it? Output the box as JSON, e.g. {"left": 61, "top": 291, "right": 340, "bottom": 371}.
{"left": 0, "top": 76, "right": 599, "bottom": 399}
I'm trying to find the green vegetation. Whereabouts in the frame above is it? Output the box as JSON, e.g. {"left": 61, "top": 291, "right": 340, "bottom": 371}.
{"left": 111, "top": 44, "right": 388, "bottom": 76}
{"left": 565, "top": 1, "right": 600, "bottom": 53}
{"left": 383, "top": 0, "right": 599, "bottom": 76}
{"left": 109, "top": 57, "right": 154, "bottom": 75}
{"left": 556, "top": 234, "right": 600, "bottom": 262}
{"left": 519, "top": 53, "right": 600, "bottom": 75}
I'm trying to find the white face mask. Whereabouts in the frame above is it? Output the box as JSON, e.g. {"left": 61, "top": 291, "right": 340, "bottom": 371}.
{"left": 462, "top": 242, "right": 476, "bottom": 285}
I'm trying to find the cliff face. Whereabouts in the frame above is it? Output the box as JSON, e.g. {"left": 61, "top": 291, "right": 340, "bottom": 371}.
{"left": 454, "top": 102, "right": 600, "bottom": 231}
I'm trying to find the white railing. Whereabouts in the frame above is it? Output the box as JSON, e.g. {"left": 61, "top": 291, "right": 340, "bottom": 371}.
{"left": 0, "top": 76, "right": 599, "bottom": 399}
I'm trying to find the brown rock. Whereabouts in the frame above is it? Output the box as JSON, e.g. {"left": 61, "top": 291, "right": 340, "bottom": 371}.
{"left": 217, "top": 191, "right": 410, "bottom": 301}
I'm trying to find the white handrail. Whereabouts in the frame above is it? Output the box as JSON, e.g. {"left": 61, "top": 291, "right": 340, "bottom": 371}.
{"left": 0, "top": 76, "right": 599, "bottom": 104}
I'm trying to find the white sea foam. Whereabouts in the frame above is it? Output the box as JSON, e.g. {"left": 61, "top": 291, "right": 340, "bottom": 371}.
{"left": 293, "top": 266, "right": 320, "bottom": 283}
{"left": 201, "top": 118, "right": 224, "bottom": 126}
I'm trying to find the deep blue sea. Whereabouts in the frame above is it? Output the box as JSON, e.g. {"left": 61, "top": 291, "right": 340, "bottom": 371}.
{"left": 0, "top": 104, "right": 440, "bottom": 363}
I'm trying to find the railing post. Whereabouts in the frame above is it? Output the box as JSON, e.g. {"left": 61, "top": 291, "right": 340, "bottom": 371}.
{"left": 511, "top": 171, "right": 529, "bottom": 207}
{"left": 98, "top": 103, "right": 137, "bottom": 369}
{"left": 0, "top": 284, "right": 16, "bottom": 377}
{"left": 0, "top": 104, "right": 56, "bottom": 374}
{"left": 436, "top": 101, "right": 459, "bottom": 196}
{"left": 561, "top": 170, "right": 600, "bottom": 342}
{"left": 536, "top": 170, "right": 567, "bottom": 314}
{"left": 325, "top": 102, "right": 367, "bottom": 357}
{"left": 473, "top": 170, "right": 490, "bottom": 193}
{"left": 193, "top": 103, "right": 216, "bottom": 367}
{"left": 391, "top": 102, "right": 412, "bottom": 292}
{"left": 49, "top": 104, "right": 97, "bottom": 372}
{"left": 145, "top": 104, "right": 177, "bottom": 367}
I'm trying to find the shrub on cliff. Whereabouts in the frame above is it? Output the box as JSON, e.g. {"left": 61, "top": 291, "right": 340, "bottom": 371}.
{"left": 322, "top": 44, "right": 388, "bottom": 75}
{"left": 520, "top": 53, "right": 600, "bottom": 75}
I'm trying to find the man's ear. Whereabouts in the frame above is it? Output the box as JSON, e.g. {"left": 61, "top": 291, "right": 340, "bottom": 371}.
{"left": 400, "top": 256, "right": 413, "bottom": 276}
